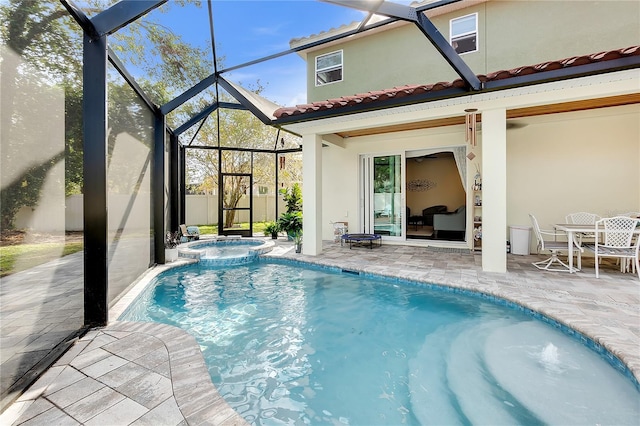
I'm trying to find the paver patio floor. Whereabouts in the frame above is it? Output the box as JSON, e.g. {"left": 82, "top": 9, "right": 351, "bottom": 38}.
{"left": 1, "top": 238, "right": 638, "bottom": 425}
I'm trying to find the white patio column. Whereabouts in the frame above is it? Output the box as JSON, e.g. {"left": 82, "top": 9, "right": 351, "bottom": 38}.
{"left": 302, "top": 133, "right": 323, "bottom": 255}
{"left": 481, "top": 107, "right": 507, "bottom": 273}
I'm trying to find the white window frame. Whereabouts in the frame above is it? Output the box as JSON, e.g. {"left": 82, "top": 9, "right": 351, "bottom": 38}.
{"left": 450, "top": 13, "right": 478, "bottom": 55}
{"left": 315, "top": 50, "right": 343, "bottom": 86}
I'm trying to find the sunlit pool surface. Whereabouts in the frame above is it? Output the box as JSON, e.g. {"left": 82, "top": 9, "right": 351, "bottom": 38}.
{"left": 203, "top": 244, "right": 257, "bottom": 259}
{"left": 184, "top": 239, "right": 266, "bottom": 266}
{"left": 121, "top": 262, "right": 639, "bottom": 425}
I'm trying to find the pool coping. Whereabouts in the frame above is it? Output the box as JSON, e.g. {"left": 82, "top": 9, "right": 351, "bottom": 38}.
{"left": 176, "top": 236, "right": 275, "bottom": 262}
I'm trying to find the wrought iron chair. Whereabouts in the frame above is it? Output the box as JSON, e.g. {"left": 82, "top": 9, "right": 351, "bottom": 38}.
{"left": 617, "top": 213, "right": 639, "bottom": 271}
{"left": 565, "top": 212, "right": 601, "bottom": 249}
{"left": 583, "top": 216, "right": 640, "bottom": 280}
{"left": 529, "top": 214, "right": 581, "bottom": 272}
{"left": 565, "top": 212, "right": 601, "bottom": 226}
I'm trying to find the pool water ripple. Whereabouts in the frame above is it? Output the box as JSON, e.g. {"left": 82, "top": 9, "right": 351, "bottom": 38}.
{"left": 120, "top": 262, "right": 640, "bottom": 425}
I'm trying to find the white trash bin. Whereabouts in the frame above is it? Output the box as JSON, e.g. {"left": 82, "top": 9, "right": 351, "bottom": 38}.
{"left": 509, "top": 225, "right": 532, "bottom": 255}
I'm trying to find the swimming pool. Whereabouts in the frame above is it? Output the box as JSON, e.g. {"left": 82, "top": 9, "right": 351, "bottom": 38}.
{"left": 120, "top": 260, "right": 639, "bottom": 425}
{"left": 178, "top": 237, "right": 273, "bottom": 266}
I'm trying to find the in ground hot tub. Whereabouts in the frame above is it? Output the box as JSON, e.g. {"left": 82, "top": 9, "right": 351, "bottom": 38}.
{"left": 178, "top": 236, "right": 273, "bottom": 266}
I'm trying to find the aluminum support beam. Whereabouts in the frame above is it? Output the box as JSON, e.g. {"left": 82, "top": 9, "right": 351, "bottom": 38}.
{"left": 161, "top": 74, "right": 217, "bottom": 115}
{"left": 179, "top": 145, "right": 186, "bottom": 227}
{"left": 82, "top": 32, "right": 109, "bottom": 327}
{"left": 60, "top": 0, "right": 99, "bottom": 39}
{"left": 108, "top": 48, "right": 159, "bottom": 114}
{"left": 170, "top": 134, "right": 180, "bottom": 232}
{"left": 414, "top": 13, "right": 481, "bottom": 90}
{"left": 92, "top": 0, "right": 167, "bottom": 37}
{"left": 415, "top": 0, "right": 462, "bottom": 13}
{"left": 153, "top": 114, "right": 166, "bottom": 264}
{"left": 217, "top": 77, "right": 272, "bottom": 124}
{"left": 322, "top": 0, "right": 480, "bottom": 91}
{"left": 173, "top": 102, "right": 245, "bottom": 137}
{"left": 174, "top": 103, "right": 219, "bottom": 136}
{"left": 323, "top": 0, "right": 417, "bottom": 21}
{"left": 219, "top": 1, "right": 459, "bottom": 75}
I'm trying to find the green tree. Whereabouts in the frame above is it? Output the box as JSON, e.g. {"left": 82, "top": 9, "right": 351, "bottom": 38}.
{"left": 185, "top": 96, "right": 302, "bottom": 229}
{"left": 0, "top": 0, "right": 207, "bottom": 229}
{"left": 0, "top": 0, "right": 302, "bottom": 232}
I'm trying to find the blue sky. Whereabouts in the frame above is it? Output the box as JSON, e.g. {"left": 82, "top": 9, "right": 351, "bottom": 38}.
{"left": 150, "top": 0, "right": 415, "bottom": 107}
{"left": 88, "top": 0, "right": 416, "bottom": 107}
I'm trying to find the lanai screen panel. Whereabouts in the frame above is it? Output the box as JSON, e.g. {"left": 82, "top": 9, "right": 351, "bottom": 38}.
{"left": 106, "top": 65, "right": 154, "bottom": 303}
{"left": 221, "top": 151, "right": 252, "bottom": 232}
{"left": 105, "top": 0, "right": 215, "bottom": 106}
{"left": 0, "top": 1, "right": 84, "bottom": 402}
{"left": 252, "top": 152, "right": 277, "bottom": 223}
{"left": 171, "top": 86, "right": 218, "bottom": 145}
{"left": 217, "top": 109, "right": 279, "bottom": 149}
{"left": 184, "top": 147, "right": 218, "bottom": 226}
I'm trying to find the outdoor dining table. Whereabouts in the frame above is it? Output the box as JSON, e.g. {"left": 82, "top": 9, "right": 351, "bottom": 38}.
{"left": 555, "top": 223, "right": 640, "bottom": 273}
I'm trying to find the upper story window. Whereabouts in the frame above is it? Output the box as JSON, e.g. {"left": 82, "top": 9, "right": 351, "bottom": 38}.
{"left": 450, "top": 13, "right": 478, "bottom": 54}
{"left": 315, "top": 50, "right": 343, "bottom": 86}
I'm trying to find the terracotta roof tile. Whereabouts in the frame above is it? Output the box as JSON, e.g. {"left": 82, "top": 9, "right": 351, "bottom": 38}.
{"left": 274, "top": 46, "right": 640, "bottom": 119}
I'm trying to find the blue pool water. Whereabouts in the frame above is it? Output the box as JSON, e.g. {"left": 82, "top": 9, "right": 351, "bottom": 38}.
{"left": 186, "top": 239, "right": 265, "bottom": 266}
{"left": 121, "top": 261, "right": 640, "bottom": 425}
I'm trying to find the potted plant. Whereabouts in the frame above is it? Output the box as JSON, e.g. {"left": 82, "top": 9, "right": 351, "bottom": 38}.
{"left": 277, "top": 211, "right": 302, "bottom": 240}
{"left": 164, "top": 231, "right": 180, "bottom": 263}
{"left": 292, "top": 232, "right": 303, "bottom": 253}
{"left": 264, "top": 221, "right": 280, "bottom": 239}
{"left": 278, "top": 183, "right": 303, "bottom": 240}
{"left": 280, "top": 183, "right": 302, "bottom": 213}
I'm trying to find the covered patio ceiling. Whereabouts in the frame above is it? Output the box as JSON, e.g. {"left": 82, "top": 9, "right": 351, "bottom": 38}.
{"left": 333, "top": 92, "right": 640, "bottom": 138}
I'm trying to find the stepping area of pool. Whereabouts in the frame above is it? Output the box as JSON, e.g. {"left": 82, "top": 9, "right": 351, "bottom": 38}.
{"left": 1, "top": 237, "right": 638, "bottom": 425}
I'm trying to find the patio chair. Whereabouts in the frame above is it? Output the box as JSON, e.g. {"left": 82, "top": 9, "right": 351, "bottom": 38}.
{"left": 565, "top": 211, "right": 601, "bottom": 246}
{"left": 566, "top": 212, "right": 601, "bottom": 225}
{"left": 179, "top": 224, "right": 200, "bottom": 242}
{"left": 583, "top": 216, "right": 640, "bottom": 280}
{"left": 529, "top": 214, "right": 581, "bottom": 272}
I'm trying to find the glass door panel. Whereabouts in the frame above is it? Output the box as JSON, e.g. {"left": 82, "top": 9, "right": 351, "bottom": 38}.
{"left": 372, "top": 155, "right": 403, "bottom": 237}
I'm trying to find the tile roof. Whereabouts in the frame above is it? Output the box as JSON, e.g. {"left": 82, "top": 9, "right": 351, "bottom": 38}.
{"left": 274, "top": 46, "right": 640, "bottom": 120}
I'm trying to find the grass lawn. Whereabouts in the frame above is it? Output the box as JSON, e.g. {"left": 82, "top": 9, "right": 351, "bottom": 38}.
{"left": 0, "top": 222, "right": 271, "bottom": 277}
{"left": 0, "top": 242, "right": 83, "bottom": 277}
{"left": 196, "top": 222, "right": 269, "bottom": 236}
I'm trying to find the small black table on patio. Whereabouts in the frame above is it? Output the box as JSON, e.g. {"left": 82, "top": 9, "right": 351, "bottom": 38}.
{"left": 341, "top": 233, "right": 382, "bottom": 249}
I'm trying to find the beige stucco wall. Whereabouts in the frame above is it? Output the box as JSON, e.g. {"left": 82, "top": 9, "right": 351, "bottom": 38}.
{"left": 307, "top": 0, "right": 640, "bottom": 102}
{"left": 320, "top": 104, "right": 640, "bottom": 251}
{"left": 506, "top": 104, "right": 640, "bottom": 253}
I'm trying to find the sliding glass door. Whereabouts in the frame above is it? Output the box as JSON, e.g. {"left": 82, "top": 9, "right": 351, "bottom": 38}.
{"left": 361, "top": 153, "right": 405, "bottom": 239}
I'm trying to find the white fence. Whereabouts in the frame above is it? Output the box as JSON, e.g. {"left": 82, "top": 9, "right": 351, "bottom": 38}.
{"left": 184, "top": 194, "right": 281, "bottom": 225}
{"left": 15, "top": 194, "right": 283, "bottom": 231}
